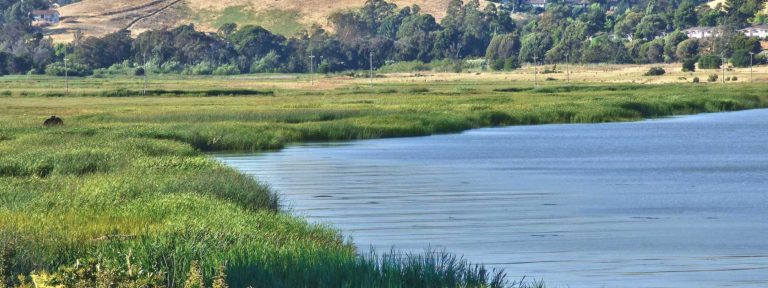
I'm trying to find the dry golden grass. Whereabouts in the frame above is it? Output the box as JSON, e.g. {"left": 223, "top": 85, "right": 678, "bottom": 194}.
{"left": 47, "top": 0, "right": 490, "bottom": 42}
{"left": 367, "top": 63, "right": 768, "bottom": 86}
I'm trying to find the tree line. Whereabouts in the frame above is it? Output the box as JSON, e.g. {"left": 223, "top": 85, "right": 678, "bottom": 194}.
{"left": 0, "top": 0, "right": 766, "bottom": 77}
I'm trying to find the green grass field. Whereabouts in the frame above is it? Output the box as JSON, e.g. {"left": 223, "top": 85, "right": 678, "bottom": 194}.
{"left": 1, "top": 74, "right": 767, "bottom": 287}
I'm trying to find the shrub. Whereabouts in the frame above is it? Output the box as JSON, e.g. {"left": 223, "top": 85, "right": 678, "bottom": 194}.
{"left": 250, "top": 51, "right": 281, "bottom": 73}
{"left": 725, "top": 76, "right": 731, "bottom": 81}
{"left": 503, "top": 58, "right": 520, "bottom": 70}
{"left": 708, "top": 74, "right": 719, "bottom": 82}
{"left": 134, "top": 67, "right": 145, "bottom": 76}
{"left": 682, "top": 58, "right": 696, "bottom": 72}
{"left": 732, "top": 76, "right": 738, "bottom": 81}
{"left": 213, "top": 64, "right": 241, "bottom": 76}
{"left": 491, "top": 59, "right": 505, "bottom": 71}
{"left": 431, "top": 59, "right": 464, "bottom": 73}
{"left": 698, "top": 54, "right": 722, "bottom": 69}
{"left": 44, "top": 61, "right": 92, "bottom": 76}
{"left": 317, "top": 60, "right": 330, "bottom": 74}
{"left": 183, "top": 62, "right": 215, "bottom": 75}
{"left": 377, "top": 61, "right": 430, "bottom": 73}
{"left": 644, "top": 67, "right": 666, "bottom": 76}
{"left": 692, "top": 77, "right": 700, "bottom": 83}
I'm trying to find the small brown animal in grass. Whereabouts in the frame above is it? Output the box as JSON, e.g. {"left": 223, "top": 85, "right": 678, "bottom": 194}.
{"left": 43, "top": 116, "right": 64, "bottom": 127}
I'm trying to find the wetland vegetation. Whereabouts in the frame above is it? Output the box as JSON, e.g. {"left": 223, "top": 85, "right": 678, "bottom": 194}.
{"left": 1, "top": 75, "right": 768, "bottom": 287}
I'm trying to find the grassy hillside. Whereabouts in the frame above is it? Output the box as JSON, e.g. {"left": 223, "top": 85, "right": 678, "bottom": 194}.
{"left": 48, "top": 0, "right": 488, "bottom": 42}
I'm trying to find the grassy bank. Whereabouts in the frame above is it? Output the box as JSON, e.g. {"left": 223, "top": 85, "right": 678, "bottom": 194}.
{"left": 2, "top": 75, "right": 768, "bottom": 287}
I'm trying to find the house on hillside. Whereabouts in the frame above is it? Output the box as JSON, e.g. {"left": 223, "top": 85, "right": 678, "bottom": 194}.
{"left": 682, "top": 27, "right": 718, "bottom": 39}
{"left": 31, "top": 10, "right": 60, "bottom": 25}
{"left": 529, "top": 0, "right": 547, "bottom": 8}
{"left": 738, "top": 25, "right": 768, "bottom": 39}
{"left": 526, "top": 0, "right": 630, "bottom": 8}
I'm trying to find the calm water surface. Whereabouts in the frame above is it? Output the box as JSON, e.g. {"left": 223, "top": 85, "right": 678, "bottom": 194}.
{"left": 217, "top": 109, "right": 768, "bottom": 288}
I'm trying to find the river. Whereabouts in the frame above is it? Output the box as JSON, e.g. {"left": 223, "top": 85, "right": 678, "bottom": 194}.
{"left": 216, "top": 109, "right": 768, "bottom": 287}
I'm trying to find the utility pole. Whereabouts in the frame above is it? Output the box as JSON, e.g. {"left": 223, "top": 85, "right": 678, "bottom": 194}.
{"left": 565, "top": 52, "right": 570, "bottom": 84}
{"left": 722, "top": 52, "right": 726, "bottom": 84}
{"left": 64, "top": 57, "right": 69, "bottom": 95}
{"left": 369, "top": 51, "right": 374, "bottom": 87}
{"left": 750, "top": 52, "right": 755, "bottom": 83}
{"left": 143, "top": 53, "right": 148, "bottom": 96}
{"left": 533, "top": 52, "right": 538, "bottom": 88}
{"left": 309, "top": 54, "right": 315, "bottom": 86}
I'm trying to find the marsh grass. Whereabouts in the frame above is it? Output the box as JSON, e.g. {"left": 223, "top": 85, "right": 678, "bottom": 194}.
{"left": 2, "top": 76, "right": 768, "bottom": 287}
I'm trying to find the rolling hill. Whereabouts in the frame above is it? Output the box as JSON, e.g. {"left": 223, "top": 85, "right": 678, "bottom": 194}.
{"left": 48, "top": 0, "right": 488, "bottom": 42}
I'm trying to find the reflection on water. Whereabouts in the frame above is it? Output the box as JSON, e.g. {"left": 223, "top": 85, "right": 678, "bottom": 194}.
{"left": 217, "top": 109, "right": 768, "bottom": 288}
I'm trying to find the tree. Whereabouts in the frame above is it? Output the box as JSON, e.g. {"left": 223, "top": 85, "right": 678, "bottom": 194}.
{"left": 724, "top": 0, "right": 764, "bottom": 26}
{"left": 518, "top": 32, "right": 552, "bottom": 63}
{"left": 228, "top": 25, "right": 286, "bottom": 60}
{"left": 682, "top": 58, "right": 696, "bottom": 72}
{"left": 644, "top": 39, "right": 665, "bottom": 63}
{"left": 698, "top": 54, "right": 722, "bottom": 69}
{"left": 730, "top": 49, "right": 752, "bottom": 67}
{"left": 674, "top": 0, "right": 698, "bottom": 30}
{"left": 663, "top": 31, "right": 688, "bottom": 62}
{"left": 73, "top": 30, "right": 132, "bottom": 69}
{"left": 486, "top": 33, "right": 520, "bottom": 61}
{"left": 614, "top": 12, "right": 644, "bottom": 39}
{"left": 218, "top": 23, "right": 238, "bottom": 38}
{"left": 635, "top": 15, "right": 668, "bottom": 40}
{"left": 676, "top": 39, "right": 699, "bottom": 60}
{"left": 581, "top": 35, "right": 631, "bottom": 64}
{"left": 394, "top": 11, "right": 438, "bottom": 62}
{"left": 546, "top": 20, "right": 588, "bottom": 63}
{"left": 698, "top": 6, "right": 724, "bottom": 27}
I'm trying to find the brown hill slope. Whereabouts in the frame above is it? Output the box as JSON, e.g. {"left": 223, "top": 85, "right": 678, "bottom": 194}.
{"left": 48, "top": 0, "right": 488, "bottom": 43}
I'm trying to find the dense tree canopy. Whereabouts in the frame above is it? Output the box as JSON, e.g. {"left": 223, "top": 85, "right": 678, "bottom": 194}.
{"left": 1, "top": 0, "right": 766, "bottom": 77}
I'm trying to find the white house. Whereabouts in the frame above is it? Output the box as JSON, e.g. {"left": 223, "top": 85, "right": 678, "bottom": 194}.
{"left": 31, "top": 10, "right": 60, "bottom": 25}
{"left": 738, "top": 25, "right": 768, "bottom": 39}
{"left": 682, "top": 27, "right": 718, "bottom": 39}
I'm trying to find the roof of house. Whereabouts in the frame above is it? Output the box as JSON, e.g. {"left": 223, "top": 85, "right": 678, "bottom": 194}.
{"left": 528, "top": 0, "right": 547, "bottom": 5}
{"left": 738, "top": 25, "right": 768, "bottom": 32}
{"left": 31, "top": 10, "right": 59, "bottom": 16}
{"left": 682, "top": 27, "right": 716, "bottom": 33}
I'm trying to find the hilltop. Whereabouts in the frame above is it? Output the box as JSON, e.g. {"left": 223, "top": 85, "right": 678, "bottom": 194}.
{"left": 48, "top": 0, "right": 487, "bottom": 42}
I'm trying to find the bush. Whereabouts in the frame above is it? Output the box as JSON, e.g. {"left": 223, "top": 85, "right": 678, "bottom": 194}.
{"left": 732, "top": 76, "right": 738, "bottom": 81}
{"left": 708, "top": 74, "right": 719, "bottom": 82}
{"left": 644, "top": 67, "right": 666, "bottom": 76}
{"left": 730, "top": 49, "right": 752, "bottom": 68}
{"left": 134, "top": 67, "right": 145, "bottom": 76}
{"left": 503, "top": 58, "right": 520, "bottom": 71}
{"left": 158, "top": 61, "right": 183, "bottom": 74}
{"left": 250, "top": 51, "right": 282, "bottom": 73}
{"left": 377, "top": 61, "right": 430, "bottom": 73}
{"left": 692, "top": 77, "right": 700, "bottom": 83}
{"left": 682, "top": 58, "right": 696, "bottom": 72}
{"left": 699, "top": 54, "right": 722, "bottom": 69}
{"left": 183, "top": 62, "right": 215, "bottom": 75}
{"left": 317, "top": 60, "right": 330, "bottom": 74}
{"left": 431, "top": 59, "right": 464, "bottom": 73}
{"left": 45, "top": 61, "right": 92, "bottom": 76}
{"left": 213, "top": 64, "right": 241, "bottom": 76}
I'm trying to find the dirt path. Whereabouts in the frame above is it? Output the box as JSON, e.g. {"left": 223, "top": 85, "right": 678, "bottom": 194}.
{"left": 125, "top": 0, "right": 184, "bottom": 30}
